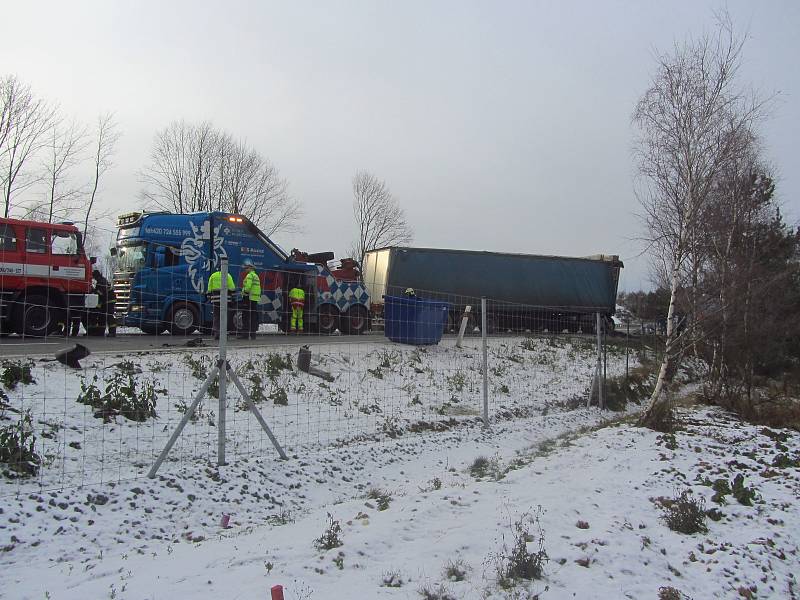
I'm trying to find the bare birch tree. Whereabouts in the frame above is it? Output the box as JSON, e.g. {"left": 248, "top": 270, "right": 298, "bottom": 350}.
{"left": 0, "top": 75, "right": 58, "bottom": 217}
{"left": 139, "top": 120, "right": 301, "bottom": 234}
{"left": 350, "top": 170, "right": 413, "bottom": 266}
{"left": 39, "top": 118, "right": 88, "bottom": 223}
{"left": 82, "top": 113, "right": 121, "bottom": 235}
{"left": 633, "top": 14, "right": 766, "bottom": 426}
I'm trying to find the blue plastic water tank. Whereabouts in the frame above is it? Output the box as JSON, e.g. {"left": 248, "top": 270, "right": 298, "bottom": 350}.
{"left": 384, "top": 295, "right": 450, "bottom": 345}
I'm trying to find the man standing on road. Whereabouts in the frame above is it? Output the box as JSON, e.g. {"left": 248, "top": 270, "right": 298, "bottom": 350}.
{"left": 93, "top": 269, "right": 117, "bottom": 337}
{"left": 207, "top": 267, "right": 235, "bottom": 340}
{"left": 239, "top": 259, "right": 261, "bottom": 339}
{"left": 288, "top": 285, "right": 305, "bottom": 334}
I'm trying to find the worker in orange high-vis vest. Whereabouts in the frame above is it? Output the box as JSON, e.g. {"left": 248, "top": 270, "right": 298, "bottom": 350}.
{"left": 288, "top": 286, "right": 305, "bottom": 333}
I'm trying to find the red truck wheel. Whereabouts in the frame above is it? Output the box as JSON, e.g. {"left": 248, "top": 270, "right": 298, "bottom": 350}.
{"left": 342, "top": 305, "right": 369, "bottom": 335}
{"left": 318, "top": 305, "right": 340, "bottom": 335}
{"left": 14, "top": 293, "right": 65, "bottom": 337}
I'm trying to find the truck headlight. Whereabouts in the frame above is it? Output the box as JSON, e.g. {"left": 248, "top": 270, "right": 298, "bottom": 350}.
{"left": 129, "top": 304, "right": 143, "bottom": 312}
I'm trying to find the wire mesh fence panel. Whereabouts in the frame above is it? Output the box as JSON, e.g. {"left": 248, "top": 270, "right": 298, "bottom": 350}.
{"left": 1, "top": 249, "right": 636, "bottom": 497}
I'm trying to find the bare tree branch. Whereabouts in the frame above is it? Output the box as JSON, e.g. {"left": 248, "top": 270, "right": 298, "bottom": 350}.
{"left": 82, "top": 112, "right": 120, "bottom": 235}
{"left": 139, "top": 121, "right": 301, "bottom": 235}
{"left": 350, "top": 170, "right": 413, "bottom": 266}
{"left": 0, "top": 75, "right": 58, "bottom": 217}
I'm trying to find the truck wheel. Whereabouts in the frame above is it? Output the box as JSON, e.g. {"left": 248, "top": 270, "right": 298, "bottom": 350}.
{"left": 14, "top": 293, "right": 64, "bottom": 337}
{"left": 318, "top": 305, "right": 340, "bottom": 335}
{"left": 86, "top": 326, "right": 106, "bottom": 337}
{"left": 342, "top": 305, "right": 369, "bottom": 335}
{"left": 168, "top": 302, "right": 199, "bottom": 335}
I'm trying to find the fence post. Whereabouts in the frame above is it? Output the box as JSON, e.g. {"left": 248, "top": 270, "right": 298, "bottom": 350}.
{"left": 218, "top": 258, "right": 229, "bottom": 466}
{"left": 481, "top": 297, "right": 489, "bottom": 428}
{"left": 596, "top": 312, "right": 604, "bottom": 410}
{"left": 625, "top": 319, "right": 630, "bottom": 381}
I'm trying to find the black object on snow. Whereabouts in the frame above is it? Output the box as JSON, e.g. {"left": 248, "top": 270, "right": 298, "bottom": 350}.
{"left": 54, "top": 344, "right": 91, "bottom": 369}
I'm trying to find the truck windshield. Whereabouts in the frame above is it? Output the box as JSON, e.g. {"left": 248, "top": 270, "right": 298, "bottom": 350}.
{"left": 116, "top": 244, "right": 146, "bottom": 273}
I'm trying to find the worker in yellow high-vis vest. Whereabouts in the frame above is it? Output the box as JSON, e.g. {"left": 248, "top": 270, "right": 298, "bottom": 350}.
{"left": 288, "top": 286, "right": 305, "bottom": 333}
{"left": 207, "top": 268, "right": 235, "bottom": 339}
{"left": 240, "top": 260, "right": 261, "bottom": 339}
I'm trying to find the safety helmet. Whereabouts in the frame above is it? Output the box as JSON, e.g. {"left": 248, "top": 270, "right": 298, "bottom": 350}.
{"left": 242, "top": 258, "right": 254, "bottom": 269}
{"left": 404, "top": 287, "right": 416, "bottom": 297}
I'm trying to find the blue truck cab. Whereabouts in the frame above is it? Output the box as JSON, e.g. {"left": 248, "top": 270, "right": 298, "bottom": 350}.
{"left": 112, "top": 211, "right": 370, "bottom": 335}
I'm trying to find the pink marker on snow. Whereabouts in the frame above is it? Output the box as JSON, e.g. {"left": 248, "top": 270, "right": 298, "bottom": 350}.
{"left": 270, "top": 584, "right": 284, "bottom": 600}
{"left": 220, "top": 513, "right": 231, "bottom": 528}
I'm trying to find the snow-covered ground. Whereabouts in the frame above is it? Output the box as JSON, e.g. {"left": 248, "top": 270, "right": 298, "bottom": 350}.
{"left": 2, "top": 336, "right": 798, "bottom": 599}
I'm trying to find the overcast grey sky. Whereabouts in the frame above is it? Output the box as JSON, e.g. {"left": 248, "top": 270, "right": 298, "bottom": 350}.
{"left": 2, "top": 0, "right": 798, "bottom": 290}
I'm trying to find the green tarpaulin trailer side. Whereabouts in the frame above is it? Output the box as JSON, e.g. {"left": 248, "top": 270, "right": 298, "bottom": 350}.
{"left": 362, "top": 246, "right": 623, "bottom": 333}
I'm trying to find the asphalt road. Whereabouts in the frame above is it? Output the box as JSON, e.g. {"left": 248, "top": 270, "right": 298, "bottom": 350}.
{"left": 0, "top": 330, "right": 388, "bottom": 358}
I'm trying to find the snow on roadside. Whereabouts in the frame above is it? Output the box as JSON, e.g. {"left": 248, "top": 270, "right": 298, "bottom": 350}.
{"left": 4, "top": 402, "right": 799, "bottom": 600}
{"left": 7, "top": 336, "right": 796, "bottom": 598}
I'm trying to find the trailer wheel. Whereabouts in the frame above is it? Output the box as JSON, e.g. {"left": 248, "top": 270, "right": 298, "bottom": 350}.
{"left": 318, "top": 305, "right": 340, "bottom": 335}
{"left": 342, "top": 305, "right": 369, "bottom": 335}
{"left": 168, "top": 302, "right": 199, "bottom": 335}
{"left": 13, "top": 293, "right": 64, "bottom": 337}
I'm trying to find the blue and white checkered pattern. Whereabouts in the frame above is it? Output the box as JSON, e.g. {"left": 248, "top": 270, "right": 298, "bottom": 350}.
{"left": 258, "top": 266, "right": 370, "bottom": 325}
{"left": 316, "top": 265, "right": 371, "bottom": 311}
{"left": 261, "top": 290, "right": 283, "bottom": 323}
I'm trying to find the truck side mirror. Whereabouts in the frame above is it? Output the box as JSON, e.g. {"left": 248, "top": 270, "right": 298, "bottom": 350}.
{"left": 90, "top": 256, "right": 97, "bottom": 265}
{"left": 109, "top": 247, "right": 117, "bottom": 257}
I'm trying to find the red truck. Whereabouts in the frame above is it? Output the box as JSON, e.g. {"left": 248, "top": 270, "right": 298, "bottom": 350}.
{"left": 0, "top": 217, "right": 99, "bottom": 337}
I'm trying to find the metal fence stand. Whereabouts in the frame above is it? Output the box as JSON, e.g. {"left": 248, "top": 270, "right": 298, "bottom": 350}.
{"left": 625, "top": 320, "right": 630, "bottom": 381}
{"left": 218, "top": 259, "right": 229, "bottom": 466}
{"left": 597, "top": 312, "right": 605, "bottom": 409}
{"left": 148, "top": 259, "right": 287, "bottom": 479}
{"left": 587, "top": 312, "right": 605, "bottom": 409}
{"left": 481, "top": 297, "right": 489, "bottom": 428}
{"left": 455, "top": 305, "right": 472, "bottom": 348}
{"left": 147, "top": 364, "right": 221, "bottom": 478}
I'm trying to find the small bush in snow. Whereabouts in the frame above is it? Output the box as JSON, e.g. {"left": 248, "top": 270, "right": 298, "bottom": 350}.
{"left": 77, "top": 372, "right": 158, "bottom": 422}
{"left": 444, "top": 558, "right": 469, "bottom": 581}
{"left": 380, "top": 570, "right": 404, "bottom": 588}
{"left": 658, "top": 586, "right": 686, "bottom": 600}
{"left": 265, "top": 353, "right": 292, "bottom": 379}
{"left": 731, "top": 473, "right": 757, "bottom": 506}
{"left": 1, "top": 360, "right": 35, "bottom": 390}
{"left": 269, "top": 385, "right": 289, "bottom": 406}
{"left": 469, "top": 455, "right": 502, "bottom": 480}
{"left": 490, "top": 507, "right": 549, "bottom": 588}
{"left": 0, "top": 410, "right": 41, "bottom": 477}
{"left": 418, "top": 583, "right": 456, "bottom": 600}
{"left": 381, "top": 414, "right": 402, "bottom": 438}
{"left": 446, "top": 371, "right": 467, "bottom": 392}
{"left": 367, "top": 487, "right": 392, "bottom": 511}
{"left": 314, "top": 513, "right": 343, "bottom": 551}
{"left": 266, "top": 507, "right": 294, "bottom": 526}
{"left": 377, "top": 349, "right": 400, "bottom": 369}
{"left": 419, "top": 477, "right": 442, "bottom": 493}
{"left": 710, "top": 478, "right": 731, "bottom": 504}
{"left": 660, "top": 490, "right": 707, "bottom": 535}
{"left": 247, "top": 372, "right": 267, "bottom": 404}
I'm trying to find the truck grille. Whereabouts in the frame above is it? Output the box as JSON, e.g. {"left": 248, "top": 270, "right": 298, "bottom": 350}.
{"left": 113, "top": 277, "right": 131, "bottom": 317}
